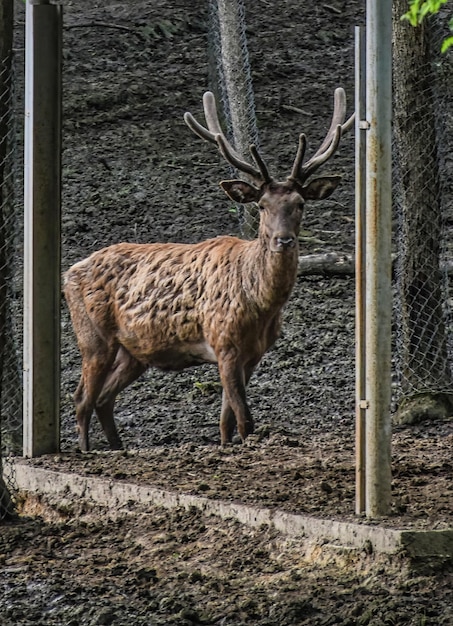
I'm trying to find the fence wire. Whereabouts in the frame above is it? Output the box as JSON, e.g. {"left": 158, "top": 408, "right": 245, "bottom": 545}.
{"left": 1, "top": 52, "right": 23, "bottom": 520}
{"left": 392, "top": 18, "right": 453, "bottom": 410}
{"left": 208, "top": 0, "right": 260, "bottom": 238}
{"left": 1, "top": 5, "right": 453, "bottom": 520}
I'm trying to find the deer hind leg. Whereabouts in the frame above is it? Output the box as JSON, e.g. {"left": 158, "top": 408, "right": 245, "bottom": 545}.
{"left": 95, "top": 346, "right": 146, "bottom": 450}
{"left": 74, "top": 340, "right": 117, "bottom": 452}
{"left": 66, "top": 287, "right": 117, "bottom": 451}
{"left": 219, "top": 392, "right": 236, "bottom": 444}
{"left": 218, "top": 357, "right": 255, "bottom": 444}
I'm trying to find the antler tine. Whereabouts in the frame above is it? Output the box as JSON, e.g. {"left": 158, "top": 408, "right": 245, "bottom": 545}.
{"left": 183, "top": 93, "right": 230, "bottom": 148}
{"left": 342, "top": 110, "right": 356, "bottom": 134}
{"left": 291, "top": 87, "right": 354, "bottom": 184}
{"left": 300, "top": 124, "right": 342, "bottom": 181}
{"left": 202, "top": 92, "right": 225, "bottom": 141}
{"left": 183, "top": 111, "right": 217, "bottom": 144}
{"left": 202, "top": 92, "right": 260, "bottom": 172}
{"left": 303, "top": 88, "right": 346, "bottom": 167}
{"left": 203, "top": 92, "right": 264, "bottom": 165}
{"left": 250, "top": 144, "right": 272, "bottom": 184}
{"left": 316, "top": 87, "right": 347, "bottom": 155}
{"left": 289, "top": 133, "right": 307, "bottom": 182}
{"left": 185, "top": 91, "right": 267, "bottom": 184}
{"left": 216, "top": 134, "right": 265, "bottom": 182}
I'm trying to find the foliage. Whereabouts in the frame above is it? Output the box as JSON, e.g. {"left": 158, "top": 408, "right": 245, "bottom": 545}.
{"left": 402, "top": 0, "right": 453, "bottom": 51}
{"left": 403, "top": 0, "right": 449, "bottom": 25}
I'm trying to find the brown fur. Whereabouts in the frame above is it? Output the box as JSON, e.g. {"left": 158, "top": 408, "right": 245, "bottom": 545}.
{"left": 64, "top": 177, "right": 342, "bottom": 450}
{"left": 64, "top": 89, "right": 352, "bottom": 450}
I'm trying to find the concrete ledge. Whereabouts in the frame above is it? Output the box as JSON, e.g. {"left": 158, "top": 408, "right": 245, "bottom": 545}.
{"left": 10, "top": 461, "right": 453, "bottom": 559}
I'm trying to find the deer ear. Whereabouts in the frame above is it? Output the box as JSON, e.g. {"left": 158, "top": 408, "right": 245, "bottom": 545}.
{"left": 220, "top": 180, "right": 262, "bottom": 204}
{"left": 302, "top": 175, "right": 342, "bottom": 200}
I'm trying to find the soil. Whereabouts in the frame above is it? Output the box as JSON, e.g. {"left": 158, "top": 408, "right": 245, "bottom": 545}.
{"left": 2, "top": 0, "right": 453, "bottom": 624}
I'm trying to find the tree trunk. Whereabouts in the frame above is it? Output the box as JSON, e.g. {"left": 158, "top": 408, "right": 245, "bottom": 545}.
{"left": 215, "top": 0, "right": 259, "bottom": 238}
{"left": 392, "top": 0, "right": 453, "bottom": 423}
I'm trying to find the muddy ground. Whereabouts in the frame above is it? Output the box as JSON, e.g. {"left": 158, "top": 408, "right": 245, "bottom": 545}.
{"left": 2, "top": 0, "right": 453, "bottom": 624}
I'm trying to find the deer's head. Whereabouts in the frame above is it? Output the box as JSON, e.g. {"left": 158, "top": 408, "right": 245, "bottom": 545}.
{"left": 184, "top": 90, "right": 354, "bottom": 253}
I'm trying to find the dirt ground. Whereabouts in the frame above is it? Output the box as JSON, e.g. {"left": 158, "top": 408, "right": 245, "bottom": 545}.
{"left": 2, "top": 0, "right": 453, "bottom": 624}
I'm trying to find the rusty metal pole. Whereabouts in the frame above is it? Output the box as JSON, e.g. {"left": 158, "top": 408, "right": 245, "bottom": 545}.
{"left": 23, "top": 0, "right": 62, "bottom": 456}
{"left": 364, "top": 0, "right": 393, "bottom": 516}
{"left": 355, "top": 26, "right": 367, "bottom": 516}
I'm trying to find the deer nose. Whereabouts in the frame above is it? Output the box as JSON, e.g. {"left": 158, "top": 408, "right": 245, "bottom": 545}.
{"left": 272, "top": 235, "right": 296, "bottom": 251}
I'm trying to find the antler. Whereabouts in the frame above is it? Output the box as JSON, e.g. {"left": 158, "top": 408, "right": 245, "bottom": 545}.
{"left": 184, "top": 91, "right": 271, "bottom": 185}
{"left": 288, "top": 87, "right": 355, "bottom": 186}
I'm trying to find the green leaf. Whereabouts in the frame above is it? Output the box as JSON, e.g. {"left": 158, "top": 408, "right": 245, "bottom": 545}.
{"left": 402, "top": 0, "right": 450, "bottom": 25}
{"left": 441, "top": 35, "right": 453, "bottom": 52}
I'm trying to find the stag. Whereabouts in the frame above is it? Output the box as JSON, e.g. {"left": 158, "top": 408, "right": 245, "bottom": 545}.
{"left": 64, "top": 89, "right": 353, "bottom": 451}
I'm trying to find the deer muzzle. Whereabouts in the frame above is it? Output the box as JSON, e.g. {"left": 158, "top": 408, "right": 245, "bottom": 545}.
{"left": 271, "top": 235, "right": 296, "bottom": 253}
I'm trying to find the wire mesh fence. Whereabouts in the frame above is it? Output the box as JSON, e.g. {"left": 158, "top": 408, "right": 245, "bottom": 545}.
{"left": 392, "top": 15, "right": 453, "bottom": 416}
{"left": 0, "top": 50, "right": 23, "bottom": 519}
{"left": 208, "top": 0, "right": 260, "bottom": 238}
{"left": 209, "top": 0, "right": 453, "bottom": 416}
{"left": 1, "top": 2, "right": 453, "bottom": 520}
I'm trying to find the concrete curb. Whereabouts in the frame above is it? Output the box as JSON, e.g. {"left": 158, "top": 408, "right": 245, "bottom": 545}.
{"left": 10, "top": 462, "right": 453, "bottom": 558}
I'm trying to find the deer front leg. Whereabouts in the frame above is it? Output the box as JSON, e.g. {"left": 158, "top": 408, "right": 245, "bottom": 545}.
{"left": 218, "top": 355, "right": 254, "bottom": 444}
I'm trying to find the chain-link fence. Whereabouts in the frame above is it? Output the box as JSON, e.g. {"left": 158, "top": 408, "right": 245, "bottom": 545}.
{"left": 392, "top": 15, "right": 453, "bottom": 418}
{"left": 209, "top": 1, "right": 453, "bottom": 416}
{"left": 0, "top": 49, "right": 23, "bottom": 519}
{"left": 208, "top": 0, "right": 260, "bottom": 238}
{"left": 1, "top": 2, "right": 453, "bottom": 519}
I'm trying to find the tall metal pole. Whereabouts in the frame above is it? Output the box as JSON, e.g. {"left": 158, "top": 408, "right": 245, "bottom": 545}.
{"left": 23, "top": 0, "right": 62, "bottom": 457}
{"left": 364, "top": 0, "right": 393, "bottom": 516}
{"left": 355, "top": 27, "right": 367, "bottom": 516}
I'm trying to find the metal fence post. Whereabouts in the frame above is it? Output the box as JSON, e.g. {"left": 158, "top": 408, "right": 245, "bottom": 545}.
{"left": 355, "top": 26, "right": 367, "bottom": 516}
{"left": 23, "top": 0, "right": 62, "bottom": 457}
{"left": 364, "top": 0, "right": 393, "bottom": 516}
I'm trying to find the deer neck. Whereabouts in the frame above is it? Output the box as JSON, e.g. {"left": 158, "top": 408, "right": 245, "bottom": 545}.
{"left": 243, "top": 236, "right": 299, "bottom": 311}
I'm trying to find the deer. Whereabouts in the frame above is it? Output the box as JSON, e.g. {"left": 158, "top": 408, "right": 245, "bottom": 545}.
{"left": 64, "top": 88, "right": 353, "bottom": 452}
